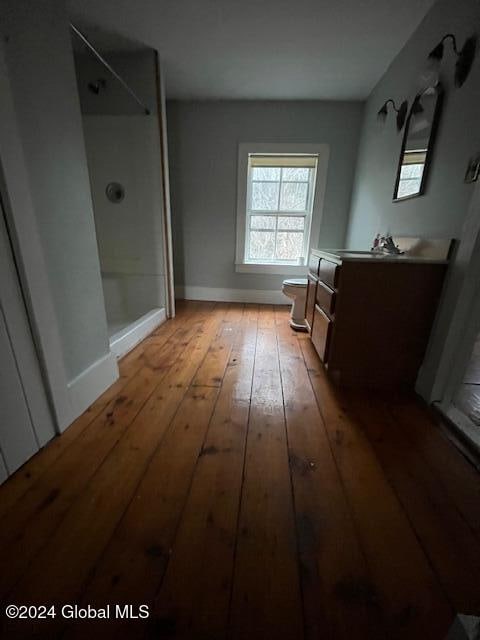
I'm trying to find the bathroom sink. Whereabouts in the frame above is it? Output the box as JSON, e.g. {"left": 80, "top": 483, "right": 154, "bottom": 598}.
{"left": 324, "top": 249, "right": 403, "bottom": 259}
{"left": 332, "top": 249, "right": 378, "bottom": 256}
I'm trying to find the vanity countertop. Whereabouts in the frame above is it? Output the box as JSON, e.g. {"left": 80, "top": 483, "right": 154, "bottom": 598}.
{"left": 311, "top": 248, "right": 449, "bottom": 266}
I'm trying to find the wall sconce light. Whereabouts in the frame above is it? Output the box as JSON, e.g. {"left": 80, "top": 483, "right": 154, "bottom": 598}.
{"left": 377, "top": 99, "right": 408, "bottom": 131}
{"left": 410, "top": 95, "right": 424, "bottom": 116}
{"left": 428, "top": 33, "right": 477, "bottom": 87}
{"left": 408, "top": 94, "right": 429, "bottom": 135}
{"left": 409, "top": 85, "right": 436, "bottom": 117}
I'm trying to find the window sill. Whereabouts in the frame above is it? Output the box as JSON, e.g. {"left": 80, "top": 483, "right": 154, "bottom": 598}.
{"left": 235, "top": 263, "right": 308, "bottom": 276}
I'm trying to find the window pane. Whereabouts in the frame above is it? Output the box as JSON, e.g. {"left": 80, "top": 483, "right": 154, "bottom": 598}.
{"left": 276, "top": 232, "right": 304, "bottom": 260}
{"left": 401, "top": 163, "right": 424, "bottom": 179}
{"left": 249, "top": 231, "right": 275, "bottom": 260}
{"left": 282, "top": 167, "right": 310, "bottom": 181}
{"left": 278, "top": 216, "right": 305, "bottom": 230}
{"left": 251, "top": 182, "right": 279, "bottom": 211}
{"left": 251, "top": 167, "right": 281, "bottom": 181}
{"left": 250, "top": 215, "right": 276, "bottom": 229}
{"left": 280, "top": 182, "right": 308, "bottom": 211}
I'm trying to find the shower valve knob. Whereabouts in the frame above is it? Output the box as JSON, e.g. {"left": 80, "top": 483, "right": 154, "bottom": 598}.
{"left": 106, "top": 182, "right": 125, "bottom": 203}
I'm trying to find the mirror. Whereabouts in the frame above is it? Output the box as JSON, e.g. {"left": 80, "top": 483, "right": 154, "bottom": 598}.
{"left": 393, "top": 84, "right": 443, "bottom": 201}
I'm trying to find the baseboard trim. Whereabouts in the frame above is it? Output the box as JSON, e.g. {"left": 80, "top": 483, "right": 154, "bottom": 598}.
{"left": 66, "top": 351, "right": 119, "bottom": 431}
{"left": 176, "top": 285, "right": 289, "bottom": 305}
{"left": 434, "top": 402, "right": 480, "bottom": 468}
{"left": 109, "top": 308, "right": 167, "bottom": 359}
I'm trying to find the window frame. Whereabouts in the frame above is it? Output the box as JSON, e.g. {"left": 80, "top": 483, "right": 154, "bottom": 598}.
{"left": 235, "top": 143, "right": 329, "bottom": 275}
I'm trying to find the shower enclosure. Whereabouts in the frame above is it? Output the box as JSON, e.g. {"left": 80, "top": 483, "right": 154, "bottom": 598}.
{"left": 72, "top": 26, "right": 172, "bottom": 357}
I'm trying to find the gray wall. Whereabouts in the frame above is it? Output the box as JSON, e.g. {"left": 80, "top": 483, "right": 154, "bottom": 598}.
{"left": 1, "top": 0, "right": 110, "bottom": 381}
{"left": 346, "top": 0, "right": 480, "bottom": 249}
{"left": 344, "top": 0, "right": 480, "bottom": 401}
{"left": 167, "top": 100, "right": 363, "bottom": 292}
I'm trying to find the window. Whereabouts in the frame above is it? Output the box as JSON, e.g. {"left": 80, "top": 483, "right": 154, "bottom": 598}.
{"left": 244, "top": 155, "right": 317, "bottom": 265}
{"left": 235, "top": 143, "right": 329, "bottom": 275}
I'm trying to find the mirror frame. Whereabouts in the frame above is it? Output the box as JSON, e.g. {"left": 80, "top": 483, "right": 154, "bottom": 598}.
{"left": 393, "top": 84, "right": 444, "bottom": 202}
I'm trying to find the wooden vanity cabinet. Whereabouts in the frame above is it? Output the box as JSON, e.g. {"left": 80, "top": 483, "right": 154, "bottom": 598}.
{"left": 311, "top": 305, "right": 331, "bottom": 362}
{"left": 307, "top": 252, "right": 447, "bottom": 388}
{"left": 316, "top": 280, "right": 335, "bottom": 317}
{"left": 305, "top": 274, "right": 317, "bottom": 332}
{"left": 318, "top": 258, "right": 339, "bottom": 290}
{"left": 305, "top": 253, "right": 320, "bottom": 333}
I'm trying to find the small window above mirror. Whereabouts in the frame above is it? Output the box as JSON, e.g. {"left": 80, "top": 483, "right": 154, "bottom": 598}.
{"left": 393, "top": 85, "right": 444, "bottom": 201}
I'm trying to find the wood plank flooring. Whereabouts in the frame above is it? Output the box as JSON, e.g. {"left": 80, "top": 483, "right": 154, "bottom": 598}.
{"left": 1, "top": 301, "right": 479, "bottom": 639}
{"left": 454, "top": 335, "right": 480, "bottom": 425}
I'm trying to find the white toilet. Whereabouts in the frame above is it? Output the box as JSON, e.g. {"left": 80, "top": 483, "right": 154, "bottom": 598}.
{"left": 282, "top": 278, "right": 308, "bottom": 331}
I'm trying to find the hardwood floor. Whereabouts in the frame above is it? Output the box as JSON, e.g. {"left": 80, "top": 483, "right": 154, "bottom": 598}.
{"left": 454, "top": 336, "right": 480, "bottom": 425}
{"left": 1, "top": 301, "right": 479, "bottom": 639}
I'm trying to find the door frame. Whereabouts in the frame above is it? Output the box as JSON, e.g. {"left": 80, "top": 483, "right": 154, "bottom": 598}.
{"left": 0, "top": 36, "right": 71, "bottom": 431}
{"left": 0, "top": 197, "right": 57, "bottom": 475}
{"left": 154, "top": 52, "right": 175, "bottom": 318}
{"left": 432, "top": 179, "right": 480, "bottom": 451}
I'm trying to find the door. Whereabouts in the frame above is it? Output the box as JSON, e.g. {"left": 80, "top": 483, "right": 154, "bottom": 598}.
{"left": 433, "top": 179, "right": 480, "bottom": 454}
{"left": 0, "top": 304, "right": 39, "bottom": 475}
{"left": 0, "top": 202, "right": 55, "bottom": 479}
{"left": 311, "top": 305, "right": 331, "bottom": 362}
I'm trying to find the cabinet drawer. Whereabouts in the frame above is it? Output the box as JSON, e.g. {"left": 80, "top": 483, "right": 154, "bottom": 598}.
{"left": 316, "top": 280, "right": 335, "bottom": 317}
{"left": 308, "top": 254, "right": 320, "bottom": 276}
{"left": 311, "top": 305, "right": 331, "bottom": 363}
{"left": 319, "top": 259, "right": 339, "bottom": 289}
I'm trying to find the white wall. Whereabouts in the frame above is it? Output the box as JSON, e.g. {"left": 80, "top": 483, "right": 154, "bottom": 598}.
{"left": 0, "top": 0, "right": 118, "bottom": 428}
{"left": 344, "top": 0, "right": 480, "bottom": 401}
{"left": 74, "top": 50, "right": 157, "bottom": 116}
{"left": 1, "top": 0, "right": 111, "bottom": 380}
{"left": 74, "top": 49, "right": 167, "bottom": 328}
{"left": 167, "top": 100, "right": 364, "bottom": 296}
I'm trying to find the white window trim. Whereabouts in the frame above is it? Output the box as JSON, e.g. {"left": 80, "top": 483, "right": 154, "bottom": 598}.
{"left": 235, "top": 142, "right": 329, "bottom": 275}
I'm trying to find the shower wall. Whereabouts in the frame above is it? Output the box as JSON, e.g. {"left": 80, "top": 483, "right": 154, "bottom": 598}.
{"left": 83, "top": 115, "right": 166, "bottom": 332}
{"left": 74, "top": 49, "right": 166, "bottom": 339}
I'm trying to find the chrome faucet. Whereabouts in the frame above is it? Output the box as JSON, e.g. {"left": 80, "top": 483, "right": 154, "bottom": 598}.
{"left": 382, "top": 235, "right": 403, "bottom": 255}
{"left": 372, "top": 234, "right": 403, "bottom": 255}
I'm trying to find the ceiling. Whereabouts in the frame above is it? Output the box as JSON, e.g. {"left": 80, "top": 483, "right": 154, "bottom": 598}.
{"left": 68, "top": 0, "right": 436, "bottom": 100}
